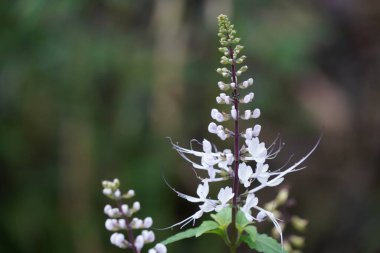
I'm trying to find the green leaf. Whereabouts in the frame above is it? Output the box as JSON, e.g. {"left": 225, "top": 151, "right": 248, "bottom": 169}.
{"left": 242, "top": 229, "right": 285, "bottom": 253}
{"left": 161, "top": 220, "right": 219, "bottom": 245}
{"left": 240, "top": 226, "right": 257, "bottom": 248}
{"left": 245, "top": 226, "right": 257, "bottom": 241}
{"left": 211, "top": 207, "right": 231, "bottom": 227}
{"left": 161, "top": 227, "right": 198, "bottom": 245}
{"left": 195, "top": 221, "right": 219, "bottom": 237}
{"left": 236, "top": 210, "right": 251, "bottom": 231}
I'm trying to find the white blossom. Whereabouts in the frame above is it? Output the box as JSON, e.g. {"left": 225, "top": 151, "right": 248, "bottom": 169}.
{"left": 252, "top": 124, "right": 261, "bottom": 137}
{"left": 253, "top": 163, "right": 270, "bottom": 184}
{"left": 155, "top": 243, "right": 167, "bottom": 253}
{"left": 215, "top": 187, "right": 234, "bottom": 212}
{"left": 142, "top": 230, "right": 155, "bottom": 243}
{"left": 211, "top": 108, "right": 227, "bottom": 122}
{"left": 126, "top": 189, "right": 135, "bottom": 198}
{"left": 252, "top": 108, "right": 261, "bottom": 118}
{"left": 110, "top": 233, "right": 128, "bottom": 249}
{"left": 240, "top": 193, "right": 258, "bottom": 222}
{"left": 218, "top": 149, "right": 233, "bottom": 172}
{"left": 245, "top": 137, "right": 268, "bottom": 164}
{"left": 170, "top": 139, "right": 224, "bottom": 179}
{"left": 121, "top": 204, "right": 128, "bottom": 215}
{"left": 134, "top": 235, "right": 144, "bottom": 251}
{"left": 132, "top": 201, "right": 141, "bottom": 211}
{"left": 231, "top": 106, "right": 237, "bottom": 120}
{"left": 238, "top": 163, "right": 253, "bottom": 188}
{"left": 143, "top": 217, "right": 153, "bottom": 228}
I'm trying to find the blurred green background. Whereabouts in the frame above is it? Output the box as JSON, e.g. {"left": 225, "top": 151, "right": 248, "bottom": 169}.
{"left": 1, "top": 0, "right": 380, "bottom": 253}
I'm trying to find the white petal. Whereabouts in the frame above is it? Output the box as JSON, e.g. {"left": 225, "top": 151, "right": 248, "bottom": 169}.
{"left": 155, "top": 244, "right": 167, "bottom": 253}
{"left": 196, "top": 181, "right": 209, "bottom": 199}
{"left": 217, "top": 187, "right": 234, "bottom": 204}
{"left": 257, "top": 210, "right": 267, "bottom": 222}
{"left": 208, "top": 122, "right": 218, "bottom": 133}
{"left": 238, "top": 163, "right": 253, "bottom": 188}
{"left": 253, "top": 124, "right": 261, "bottom": 137}
{"left": 252, "top": 108, "right": 261, "bottom": 118}
{"left": 202, "top": 139, "right": 212, "bottom": 153}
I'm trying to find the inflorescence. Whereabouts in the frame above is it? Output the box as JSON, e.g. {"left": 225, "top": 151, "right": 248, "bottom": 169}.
{"left": 167, "top": 14, "right": 318, "bottom": 245}
{"left": 102, "top": 179, "right": 167, "bottom": 253}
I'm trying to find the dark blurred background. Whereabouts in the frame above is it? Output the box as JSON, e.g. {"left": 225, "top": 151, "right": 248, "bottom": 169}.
{"left": 1, "top": 0, "right": 379, "bottom": 253}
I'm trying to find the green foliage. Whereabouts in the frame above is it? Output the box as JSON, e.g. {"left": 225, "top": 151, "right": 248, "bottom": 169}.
{"left": 236, "top": 210, "right": 251, "bottom": 232}
{"left": 161, "top": 220, "right": 219, "bottom": 245}
{"left": 211, "top": 207, "right": 231, "bottom": 228}
{"left": 241, "top": 227, "right": 285, "bottom": 253}
{"left": 161, "top": 207, "right": 285, "bottom": 253}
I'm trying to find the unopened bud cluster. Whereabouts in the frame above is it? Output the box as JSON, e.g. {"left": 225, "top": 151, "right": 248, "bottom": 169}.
{"left": 102, "top": 179, "right": 167, "bottom": 253}
{"left": 264, "top": 188, "right": 308, "bottom": 253}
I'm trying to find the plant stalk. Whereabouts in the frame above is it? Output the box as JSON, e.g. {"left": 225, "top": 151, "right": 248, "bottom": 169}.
{"left": 229, "top": 44, "right": 240, "bottom": 251}
{"left": 117, "top": 201, "right": 139, "bottom": 253}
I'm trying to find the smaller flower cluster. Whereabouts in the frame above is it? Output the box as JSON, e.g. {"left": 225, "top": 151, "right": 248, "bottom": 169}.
{"left": 103, "top": 179, "right": 167, "bottom": 253}
{"left": 264, "top": 188, "right": 309, "bottom": 253}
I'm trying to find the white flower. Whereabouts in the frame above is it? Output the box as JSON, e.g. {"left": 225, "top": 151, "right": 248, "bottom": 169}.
{"left": 103, "top": 188, "right": 112, "bottom": 195}
{"left": 238, "top": 163, "right": 253, "bottom": 188}
{"left": 166, "top": 180, "right": 218, "bottom": 228}
{"left": 253, "top": 163, "right": 270, "bottom": 184}
{"left": 143, "top": 217, "right": 153, "bottom": 228}
{"left": 252, "top": 124, "right": 261, "bottom": 137}
{"left": 231, "top": 106, "right": 237, "bottom": 120}
{"left": 126, "top": 189, "right": 135, "bottom": 198}
{"left": 110, "top": 233, "right": 128, "bottom": 249}
{"left": 104, "top": 204, "right": 112, "bottom": 215}
{"left": 211, "top": 108, "right": 226, "bottom": 122}
{"left": 121, "top": 204, "right": 128, "bottom": 215}
{"left": 217, "top": 130, "right": 228, "bottom": 141}
{"left": 202, "top": 139, "right": 212, "bottom": 153}
{"left": 218, "top": 149, "right": 233, "bottom": 172}
{"left": 254, "top": 206, "right": 284, "bottom": 246}
{"left": 256, "top": 211, "right": 267, "bottom": 222}
{"left": 142, "top": 230, "right": 155, "bottom": 243}
{"left": 243, "top": 128, "right": 253, "bottom": 140}
{"left": 196, "top": 181, "right": 209, "bottom": 201}
{"left": 245, "top": 137, "right": 268, "bottom": 164}
{"left": 208, "top": 122, "right": 218, "bottom": 134}
{"left": 240, "top": 193, "right": 258, "bottom": 222}
{"left": 155, "top": 243, "right": 167, "bottom": 253}
{"left": 134, "top": 235, "right": 144, "bottom": 251}
{"left": 131, "top": 218, "right": 143, "bottom": 229}
{"left": 244, "top": 110, "right": 251, "bottom": 120}
{"left": 252, "top": 108, "right": 261, "bottom": 118}
{"left": 132, "top": 201, "right": 140, "bottom": 211}
{"left": 215, "top": 187, "right": 234, "bottom": 212}
{"left": 248, "top": 139, "right": 320, "bottom": 195}
{"left": 105, "top": 219, "right": 117, "bottom": 231}
{"left": 242, "top": 92, "right": 254, "bottom": 103}
{"left": 170, "top": 138, "right": 222, "bottom": 179}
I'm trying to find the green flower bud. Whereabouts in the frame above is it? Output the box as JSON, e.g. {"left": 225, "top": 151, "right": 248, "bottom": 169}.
{"left": 276, "top": 188, "right": 289, "bottom": 205}
{"left": 238, "top": 65, "right": 248, "bottom": 73}
{"left": 284, "top": 241, "right": 292, "bottom": 252}
{"left": 289, "top": 235, "right": 305, "bottom": 248}
{"left": 232, "top": 38, "right": 241, "bottom": 44}
{"left": 218, "top": 47, "right": 228, "bottom": 53}
{"left": 291, "top": 216, "right": 308, "bottom": 232}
